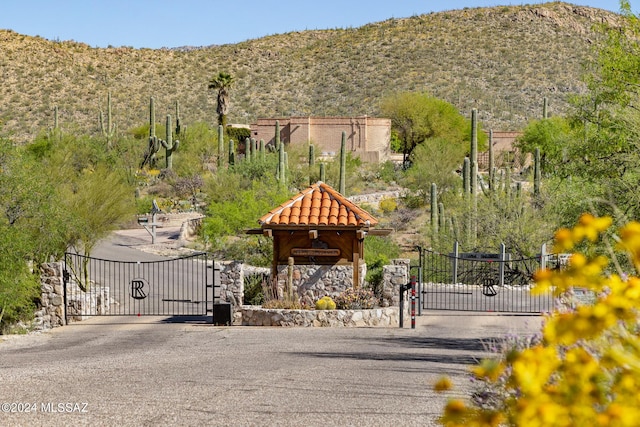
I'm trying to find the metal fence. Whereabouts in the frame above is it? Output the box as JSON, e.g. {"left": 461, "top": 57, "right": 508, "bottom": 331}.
{"left": 420, "top": 248, "right": 557, "bottom": 314}
{"left": 63, "top": 252, "right": 218, "bottom": 320}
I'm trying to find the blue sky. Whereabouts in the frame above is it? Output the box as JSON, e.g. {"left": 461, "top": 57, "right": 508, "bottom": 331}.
{"left": 0, "top": 1, "right": 626, "bottom": 49}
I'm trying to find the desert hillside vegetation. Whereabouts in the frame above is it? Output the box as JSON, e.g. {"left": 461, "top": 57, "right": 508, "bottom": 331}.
{"left": 0, "top": 2, "right": 621, "bottom": 143}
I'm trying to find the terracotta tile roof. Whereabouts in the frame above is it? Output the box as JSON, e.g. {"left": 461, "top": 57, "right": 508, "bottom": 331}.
{"left": 259, "top": 182, "right": 378, "bottom": 227}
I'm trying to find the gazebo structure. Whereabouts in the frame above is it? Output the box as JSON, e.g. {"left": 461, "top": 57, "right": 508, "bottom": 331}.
{"left": 247, "top": 182, "right": 391, "bottom": 304}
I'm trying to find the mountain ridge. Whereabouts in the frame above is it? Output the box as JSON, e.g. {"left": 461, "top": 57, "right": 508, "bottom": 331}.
{"left": 0, "top": 2, "right": 622, "bottom": 143}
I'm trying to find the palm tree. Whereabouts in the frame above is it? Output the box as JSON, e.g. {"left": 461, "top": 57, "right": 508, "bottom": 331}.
{"left": 208, "top": 72, "right": 235, "bottom": 127}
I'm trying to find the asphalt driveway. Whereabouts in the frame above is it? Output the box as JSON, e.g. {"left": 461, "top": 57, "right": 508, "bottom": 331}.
{"left": 0, "top": 314, "right": 541, "bottom": 426}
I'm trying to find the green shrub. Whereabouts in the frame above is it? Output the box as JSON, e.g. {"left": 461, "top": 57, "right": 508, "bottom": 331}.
{"left": 243, "top": 274, "right": 266, "bottom": 305}
{"left": 365, "top": 235, "right": 400, "bottom": 298}
{"left": 0, "top": 259, "right": 40, "bottom": 333}
{"left": 226, "top": 127, "right": 251, "bottom": 144}
{"left": 379, "top": 197, "right": 397, "bottom": 214}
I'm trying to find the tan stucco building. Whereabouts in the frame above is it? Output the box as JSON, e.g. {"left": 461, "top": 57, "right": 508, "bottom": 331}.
{"left": 249, "top": 116, "right": 391, "bottom": 163}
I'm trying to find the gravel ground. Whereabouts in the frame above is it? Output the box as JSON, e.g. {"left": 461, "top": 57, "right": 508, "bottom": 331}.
{"left": 0, "top": 314, "right": 541, "bottom": 427}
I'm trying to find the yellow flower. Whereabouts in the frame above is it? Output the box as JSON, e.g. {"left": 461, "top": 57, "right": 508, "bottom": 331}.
{"left": 434, "top": 376, "right": 453, "bottom": 392}
{"left": 441, "top": 216, "right": 640, "bottom": 427}
{"left": 472, "top": 358, "right": 504, "bottom": 382}
{"left": 553, "top": 227, "right": 574, "bottom": 252}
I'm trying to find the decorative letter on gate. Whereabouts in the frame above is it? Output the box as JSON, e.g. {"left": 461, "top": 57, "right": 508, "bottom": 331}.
{"left": 130, "top": 278, "right": 148, "bottom": 300}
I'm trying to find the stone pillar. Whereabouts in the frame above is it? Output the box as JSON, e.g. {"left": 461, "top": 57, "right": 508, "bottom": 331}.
{"left": 218, "top": 261, "right": 245, "bottom": 306}
{"left": 381, "top": 259, "right": 409, "bottom": 307}
{"left": 35, "top": 261, "right": 66, "bottom": 330}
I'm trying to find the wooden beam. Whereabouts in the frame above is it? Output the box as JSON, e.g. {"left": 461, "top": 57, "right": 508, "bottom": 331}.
{"left": 368, "top": 228, "right": 393, "bottom": 236}
{"left": 263, "top": 229, "right": 273, "bottom": 237}
{"left": 308, "top": 229, "right": 318, "bottom": 240}
{"left": 272, "top": 236, "right": 279, "bottom": 280}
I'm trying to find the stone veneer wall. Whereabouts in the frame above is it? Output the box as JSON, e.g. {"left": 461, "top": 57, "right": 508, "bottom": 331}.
{"left": 238, "top": 306, "right": 398, "bottom": 327}
{"left": 275, "top": 263, "right": 367, "bottom": 307}
{"left": 216, "top": 261, "right": 270, "bottom": 306}
{"left": 35, "top": 262, "right": 66, "bottom": 330}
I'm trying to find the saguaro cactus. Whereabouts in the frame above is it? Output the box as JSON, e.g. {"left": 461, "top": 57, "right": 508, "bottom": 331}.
{"left": 309, "top": 144, "right": 315, "bottom": 167}
{"left": 488, "top": 129, "right": 495, "bottom": 191}
{"left": 463, "top": 157, "right": 470, "bottom": 196}
{"left": 245, "top": 137, "right": 252, "bottom": 162}
{"left": 431, "top": 183, "right": 438, "bottom": 235}
{"left": 229, "top": 139, "right": 235, "bottom": 166}
{"left": 470, "top": 108, "right": 478, "bottom": 196}
{"left": 250, "top": 138, "right": 257, "bottom": 161}
{"left": 277, "top": 142, "right": 286, "bottom": 183}
{"left": 54, "top": 105, "right": 59, "bottom": 129}
{"left": 159, "top": 114, "right": 179, "bottom": 169}
{"left": 339, "top": 131, "right": 346, "bottom": 194}
{"left": 319, "top": 163, "right": 326, "bottom": 182}
{"left": 141, "top": 97, "right": 160, "bottom": 168}
{"left": 308, "top": 144, "right": 315, "bottom": 184}
{"left": 543, "top": 97, "right": 548, "bottom": 119}
{"left": 100, "top": 91, "right": 116, "bottom": 146}
{"left": 217, "top": 124, "right": 224, "bottom": 168}
{"left": 534, "top": 147, "right": 541, "bottom": 195}
{"left": 175, "top": 100, "right": 182, "bottom": 137}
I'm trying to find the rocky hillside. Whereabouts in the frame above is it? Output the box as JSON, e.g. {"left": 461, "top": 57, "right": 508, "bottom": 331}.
{"left": 0, "top": 2, "right": 621, "bottom": 143}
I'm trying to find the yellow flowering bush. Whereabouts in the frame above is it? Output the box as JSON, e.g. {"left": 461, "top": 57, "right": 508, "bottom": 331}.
{"left": 437, "top": 213, "right": 640, "bottom": 427}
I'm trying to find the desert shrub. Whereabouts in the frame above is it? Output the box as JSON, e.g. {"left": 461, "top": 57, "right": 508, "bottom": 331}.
{"left": 243, "top": 274, "right": 267, "bottom": 306}
{"left": 226, "top": 126, "right": 251, "bottom": 144}
{"left": 262, "top": 300, "right": 303, "bottom": 309}
{"left": 334, "top": 288, "right": 377, "bottom": 309}
{"left": 379, "top": 197, "right": 397, "bottom": 214}
{"left": 0, "top": 262, "right": 40, "bottom": 333}
{"left": 378, "top": 160, "right": 401, "bottom": 184}
{"left": 365, "top": 236, "right": 400, "bottom": 298}
{"left": 135, "top": 195, "right": 155, "bottom": 214}
{"left": 437, "top": 214, "right": 640, "bottom": 426}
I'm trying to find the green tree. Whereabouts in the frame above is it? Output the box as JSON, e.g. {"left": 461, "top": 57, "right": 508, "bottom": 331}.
{"left": 204, "top": 177, "right": 290, "bottom": 263}
{"left": 568, "top": 1, "right": 640, "bottom": 219}
{"left": 24, "top": 132, "right": 137, "bottom": 278}
{"left": 0, "top": 139, "right": 68, "bottom": 330}
{"left": 380, "top": 91, "right": 486, "bottom": 162}
{"left": 402, "top": 137, "right": 466, "bottom": 204}
{"left": 208, "top": 72, "right": 235, "bottom": 127}
{"left": 63, "top": 165, "right": 136, "bottom": 261}
{"left": 515, "top": 116, "right": 575, "bottom": 173}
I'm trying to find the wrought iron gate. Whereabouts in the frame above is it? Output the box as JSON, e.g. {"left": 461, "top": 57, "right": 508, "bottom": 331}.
{"left": 63, "top": 252, "right": 218, "bottom": 321}
{"left": 420, "top": 249, "right": 556, "bottom": 314}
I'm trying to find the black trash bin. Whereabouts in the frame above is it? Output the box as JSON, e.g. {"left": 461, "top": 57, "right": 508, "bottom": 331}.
{"left": 213, "top": 302, "right": 232, "bottom": 326}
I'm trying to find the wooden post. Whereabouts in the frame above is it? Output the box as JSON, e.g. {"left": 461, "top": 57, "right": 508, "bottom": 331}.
{"left": 353, "top": 252, "right": 360, "bottom": 290}
{"left": 272, "top": 234, "right": 280, "bottom": 289}
{"left": 287, "top": 257, "right": 294, "bottom": 301}
{"left": 353, "top": 235, "right": 361, "bottom": 289}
